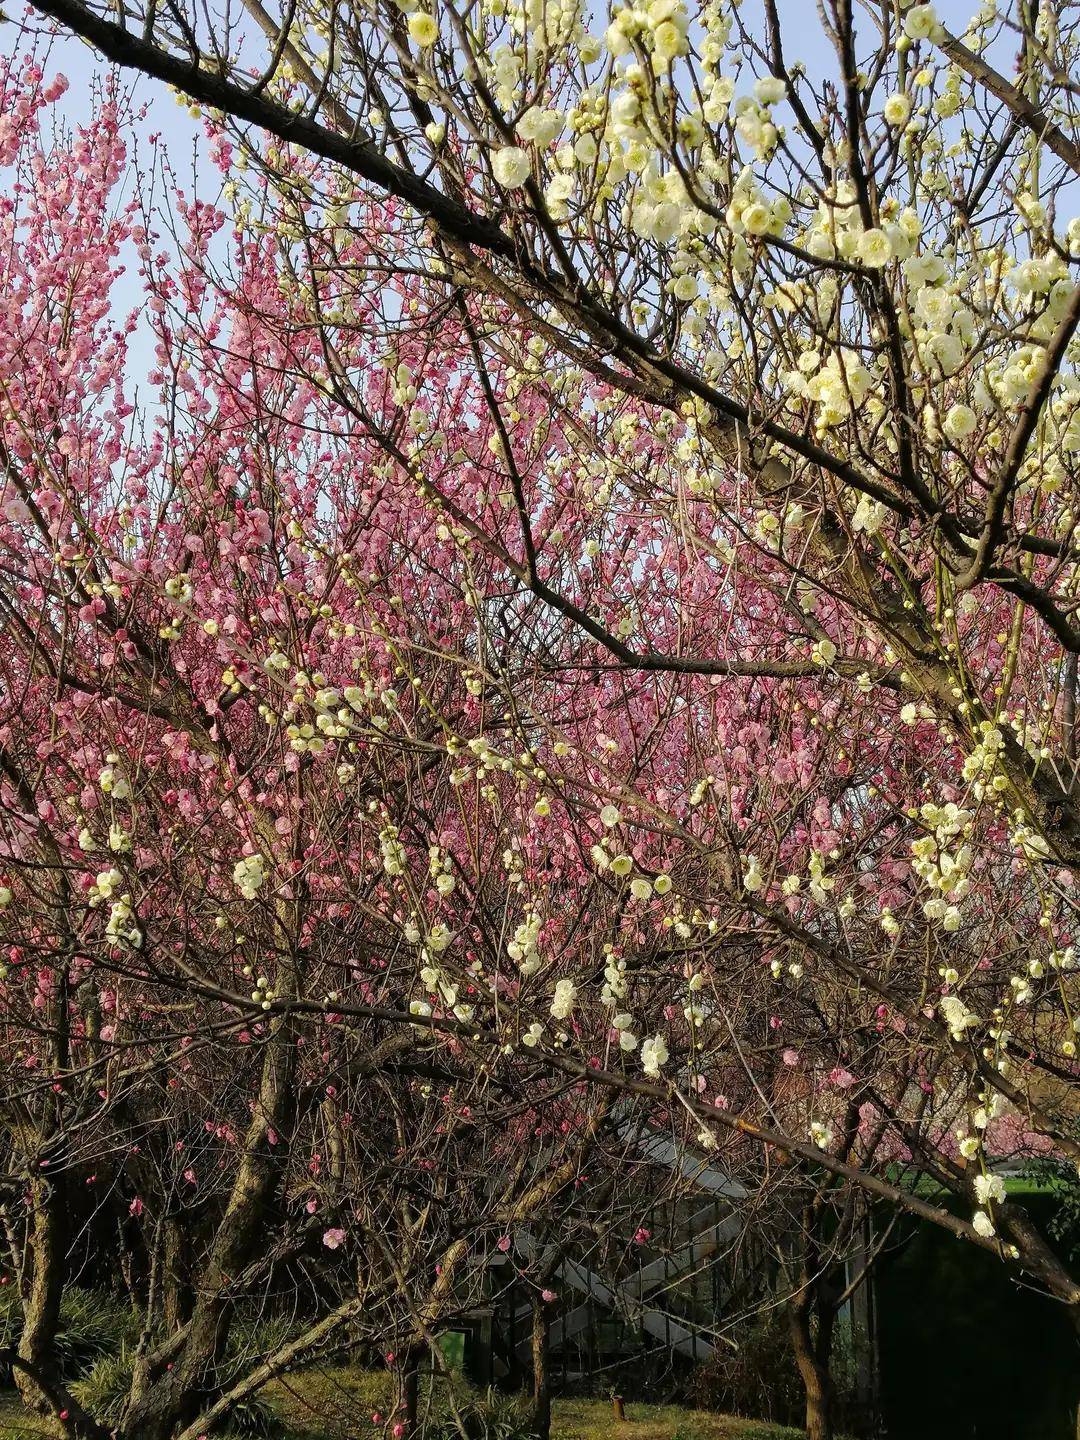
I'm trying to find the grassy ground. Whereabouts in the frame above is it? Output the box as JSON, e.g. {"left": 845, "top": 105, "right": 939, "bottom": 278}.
{"left": 548, "top": 1398, "right": 801, "bottom": 1440}
{"left": 266, "top": 1370, "right": 802, "bottom": 1440}
{"left": 0, "top": 1394, "right": 50, "bottom": 1439}
{"left": 0, "top": 1377, "right": 803, "bottom": 1440}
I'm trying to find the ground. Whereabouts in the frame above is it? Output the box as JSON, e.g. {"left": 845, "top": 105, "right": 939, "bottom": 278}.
{"left": 540, "top": 1398, "right": 802, "bottom": 1440}
{"left": 0, "top": 1375, "right": 803, "bottom": 1440}
{"left": 268, "top": 1372, "right": 802, "bottom": 1440}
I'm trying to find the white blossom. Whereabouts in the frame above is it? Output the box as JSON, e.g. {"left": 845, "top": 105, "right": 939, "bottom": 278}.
{"left": 492, "top": 147, "right": 531, "bottom": 188}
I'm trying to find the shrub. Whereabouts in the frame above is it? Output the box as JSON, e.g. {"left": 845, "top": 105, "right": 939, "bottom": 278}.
{"left": 70, "top": 1349, "right": 136, "bottom": 1429}
{"left": 690, "top": 1313, "right": 803, "bottom": 1427}
{"left": 0, "top": 1286, "right": 138, "bottom": 1387}
{"left": 224, "top": 1312, "right": 306, "bottom": 1377}
{"left": 71, "top": 1346, "right": 284, "bottom": 1437}
{"left": 422, "top": 1387, "right": 539, "bottom": 1440}
{"left": 217, "top": 1389, "right": 285, "bottom": 1439}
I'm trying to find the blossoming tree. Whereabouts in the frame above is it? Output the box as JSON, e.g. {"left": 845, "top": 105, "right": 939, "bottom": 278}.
{"left": 4, "top": 0, "right": 1080, "bottom": 1436}
{"left": 0, "top": 61, "right": 677, "bottom": 1440}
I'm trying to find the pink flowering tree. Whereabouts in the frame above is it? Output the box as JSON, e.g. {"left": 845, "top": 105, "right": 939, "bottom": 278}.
{"left": 0, "top": 56, "right": 660, "bottom": 1439}
{"left": 0, "top": 53, "right": 812, "bottom": 1440}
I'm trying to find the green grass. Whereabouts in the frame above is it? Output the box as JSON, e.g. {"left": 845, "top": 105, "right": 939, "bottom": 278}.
{"left": 550, "top": 1398, "right": 802, "bottom": 1440}
{"left": 268, "top": 1365, "right": 393, "bottom": 1439}
{"left": 0, "top": 1375, "right": 804, "bottom": 1440}
{"left": 265, "top": 1370, "right": 802, "bottom": 1440}
{"left": 0, "top": 1393, "right": 51, "bottom": 1439}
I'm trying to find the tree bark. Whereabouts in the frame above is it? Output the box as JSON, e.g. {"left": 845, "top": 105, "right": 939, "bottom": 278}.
{"left": 119, "top": 1008, "right": 300, "bottom": 1440}
{"left": 397, "top": 1346, "right": 420, "bottom": 1440}
{"left": 161, "top": 1213, "right": 194, "bottom": 1334}
{"left": 14, "top": 1174, "right": 66, "bottom": 1423}
{"left": 786, "top": 1298, "right": 833, "bottom": 1440}
{"left": 531, "top": 1296, "right": 551, "bottom": 1440}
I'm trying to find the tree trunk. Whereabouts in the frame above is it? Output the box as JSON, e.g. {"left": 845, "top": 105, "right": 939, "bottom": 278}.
{"left": 14, "top": 1174, "right": 66, "bottom": 1423}
{"left": 161, "top": 1213, "right": 194, "bottom": 1333}
{"left": 397, "top": 1347, "right": 420, "bottom": 1440}
{"left": 787, "top": 1299, "right": 833, "bottom": 1440}
{"left": 531, "top": 1296, "right": 551, "bottom": 1440}
{"left": 14, "top": 951, "right": 72, "bottom": 1426}
{"left": 119, "top": 1008, "right": 299, "bottom": 1440}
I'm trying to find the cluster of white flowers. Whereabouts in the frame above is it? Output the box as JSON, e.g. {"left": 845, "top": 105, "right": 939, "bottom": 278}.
{"left": 428, "top": 844, "right": 456, "bottom": 896}
{"left": 268, "top": 669, "right": 379, "bottom": 754}
{"left": 1011, "top": 821, "right": 1050, "bottom": 863}
{"left": 90, "top": 867, "right": 123, "bottom": 902}
{"left": 792, "top": 349, "right": 877, "bottom": 431}
{"left": 163, "top": 572, "right": 192, "bottom": 604}
{"left": 604, "top": 0, "right": 691, "bottom": 73}
{"left": 550, "top": 977, "right": 577, "bottom": 1020}
{"left": 725, "top": 167, "right": 790, "bottom": 240}
{"left": 960, "top": 722, "right": 1006, "bottom": 797}
{"left": 421, "top": 923, "right": 453, "bottom": 963}
{"left": 972, "top": 1089, "right": 1008, "bottom": 1132}
{"left": 900, "top": 700, "right": 935, "bottom": 726}
{"left": 159, "top": 572, "right": 192, "bottom": 639}
{"left": 956, "top": 1129, "right": 980, "bottom": 1162}
{"left": 445, "top": 733, "right": 516, "bottom": 793}
{"left": 970, "top": 1168, "right": 1007, "bottom": 1240}
{"left": 911, "top": 802, "right": 972, "bottom": 932}
{"left": 379, "top": 824, "right": 407, "bottom": 876}
{"left": 640, "top": 1033, "right": 669, "bottom": 1077}
{"left": 806, "top": 850, "right": 836, "bottom": 906}
{"left": 419, "top": 962, "right": 471, "bottom": 1018}
{"left": 852, "top": 495, "right": 888, "bottom": 535}
{"left": 507, "top": 910, "right": 543, "bottom": 976}
{"left": 600, "top": 946, "right": 628, "bottom": 1005}
{"left": 611, "top": 1010, "right": 638, "bottom": 1051}
{"left": 940, "top": 994, "right": 980, "bottom": 1040}
{"left": 244, "top": 969, "right": 277, "bottom": 1011}
{"left": 99, "top": 756, "right": 131, "bottom": 801}
{"left": 973, "top": 1171, "right": 1006, "bottom": 1208}
{"left": 105, "top": 893, "right": 141, "bottom": 948}
{"left": 517, "top": 105, "right": 566, "bottom": 148}
{"left": 809, "top": 1121, "right": 834, "bottom": 1149}
{"left": 233, "top": 853, "right": 267, "bottom": 900}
